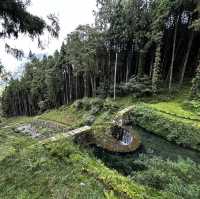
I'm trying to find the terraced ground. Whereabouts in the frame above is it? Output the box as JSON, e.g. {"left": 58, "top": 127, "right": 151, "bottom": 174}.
{"left": 0, "top": 116, "right": 174, "bottom": 199}
{"left": 0, "top": 87, "right": 200, "bottom": 198}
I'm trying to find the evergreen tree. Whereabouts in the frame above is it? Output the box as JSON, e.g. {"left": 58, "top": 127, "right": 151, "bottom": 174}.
{"left": 1, "top": 0, "right": 200, "bottom": 117}
{"left": 191, "top": 53, "right": 200, "bottom": 99}
{"left": 0, "top": 0, "right": 59, "bottom": 57}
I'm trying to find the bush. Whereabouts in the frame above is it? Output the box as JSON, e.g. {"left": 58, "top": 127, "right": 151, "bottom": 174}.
{"left": 183, "top": 100, "right": 200, "bottom": 115}
{"left": 73, "top": 97, "right": 90, "bottom": 111}
{"left": 130, "top": 104, "right": 200, "bottom": 151}
{"left": 96, "top": 75, "right": 153, "bottom": 98}
{"left": 118, "top": 76, "right": 153, "bottom": 98}
{"left": 84, "top": 115, "right": 96, "bottom": 125}
{"left": 38, "top": 99, "right": 50, "bottom": 113}
{"left": 103, "top": 98, "right": 119, "bottom": 113}
{"left": 73, "top": 97, "right": 118, "bottom": 114}
{"left": 131, "top": 155, "right": 200, "bottom": 199}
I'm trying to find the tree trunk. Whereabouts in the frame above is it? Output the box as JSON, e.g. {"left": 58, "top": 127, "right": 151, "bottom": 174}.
{"left": 169, "top": 16, "right": 179, "bottom": 92}
{"left": 114, "top": 52, "right": 118, "bottom": 100}
{"left": 76, "top": 72, "right": 78, "bottom": 100}
{"left": 138, "top": 50, "right": 145, "bottom": 77}
{"left": 90, "top": 73, "right": 94, "bottom": 97}
{"left": 94, "top": 76, "right": 96, "bottom": 97}
{"left": 126, "top": 58, "right": 129, "bottom": 83}
{"left": 108, "top": 50, "right": 111, "bottom": 85}
{"left": 84, "top": 72, "right": 87, "bottom": 97}
{"left": 179, "top": 32, "right": 194, "bottom": 86}
{"left": 149, "top": 57, "right": 154, "bottom": 78}
{"left": 68, "top": 67, "right": 72, "bottom": 101}
{"left": 152, "top": 43, "right": 161, "bottom": 94}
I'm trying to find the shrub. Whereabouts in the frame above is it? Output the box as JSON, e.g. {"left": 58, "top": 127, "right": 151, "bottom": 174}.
{"left": 73, "top": 97, "right": 118, "bottom": 115}
{"left": 96, "top": 76, "right": 153, "bottom": 98}
{"left": 38, "top": 99, "right": 50, "bottom": 113}
{"left": 131, "top": 155, "right": 200, "bottom": 199}
{"left": 183, "top": 100, "right": 200, "bottom": 115}
{"left": 73, "top": 97, "right": 91, "bottom": 111}
{"left": 84, "top": 115, "right": 96, "bottom": 125}
{"left": 130, "top": 104, "right": 200, "bottom": 151}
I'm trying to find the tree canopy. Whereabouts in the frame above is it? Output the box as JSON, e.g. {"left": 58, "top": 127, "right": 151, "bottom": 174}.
{"left": 1, "top": 0, "right": 200, "bottom": 117}
{"left": 0, "top": 0, "right": 60, "bottom": 57}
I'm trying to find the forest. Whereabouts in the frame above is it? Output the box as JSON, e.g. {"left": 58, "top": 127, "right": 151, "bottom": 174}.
{"left": 1, "top": 0, "right": 200, "bottom": 117}
{"left": 1, "top": 1, "right": 200, "bottom": 199}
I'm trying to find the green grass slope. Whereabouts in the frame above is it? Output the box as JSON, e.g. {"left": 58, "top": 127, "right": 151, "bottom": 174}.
{"left": 0, "top": 86, "right": 200, "bottom": 198}
{"left": 0, "top": 119, "right": 172, "bottom": 199}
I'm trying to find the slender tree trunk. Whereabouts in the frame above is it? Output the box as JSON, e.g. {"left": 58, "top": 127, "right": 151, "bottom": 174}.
{"left": 63, "top": 70, "right": 67, "bottom": 104}
{"left": 126, "top": 56, "right": 129, "bottom": 83}
{"left": 108, "top": 50, "right": 111, "bottom": 85}
{"left": 75, "top": 72, "right": 78, "bottom": 100}
{"left": 114, "top": 52, "right": 118, "bottom": 100}
{"left": 169, "top": 16, "right": 179, "bottom": 92}
{"left": 93, "top": 74, "right": 96, "bottom": 97}
{"left": 84, "top": 72, "right": 87, "bottom": 97}
{"left": 179, "top": 32, "right": 194, "bottom": 86}
{"left": 138, "top": 50, "right": 145, "bottom": 77}
{"left": 68, "top": 67, "right": 72, "bottom": 101}
{"left": 149, "top": 57, "right": 154, "bottom": 78}
{"left": 90, "top": 73, "right": 94, "bottom": 97}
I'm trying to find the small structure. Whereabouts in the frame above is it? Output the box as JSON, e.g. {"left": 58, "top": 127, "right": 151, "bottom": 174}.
{"left": 95, "top": 125, "right": 141, "bottom": 153}
{"left": 15, "top": 105, "right": 141, "bottom": 153}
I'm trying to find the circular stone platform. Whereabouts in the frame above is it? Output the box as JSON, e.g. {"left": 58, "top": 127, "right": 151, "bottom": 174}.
{"left": 94, "top": 125, "right": 141, "bottom": 153}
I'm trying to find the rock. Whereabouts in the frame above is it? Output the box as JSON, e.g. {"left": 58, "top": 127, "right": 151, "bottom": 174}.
{"left": 15, "top": 124, "right": 40, "bottom": 138}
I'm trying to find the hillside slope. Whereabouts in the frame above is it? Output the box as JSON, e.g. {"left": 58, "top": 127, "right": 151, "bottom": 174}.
{"left": 0, "top": 117, "right": 173, "bottom": 199}
{"left": 0, "top": 88, "right": 200, "bottom": 199}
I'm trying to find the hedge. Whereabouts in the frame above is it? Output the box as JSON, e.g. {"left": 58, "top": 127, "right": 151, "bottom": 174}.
{"left": 130, "top": 104, "right": 200, "bottom": 151}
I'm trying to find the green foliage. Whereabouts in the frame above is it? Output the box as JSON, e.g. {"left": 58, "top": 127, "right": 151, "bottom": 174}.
{"left": 152, "top": 41, "right": 161, "bottom": 94}
{"left": 120, "top": 76, "right": 152, "bottom": 98}
{"left": 149, "top": 101, "right": 200, "bottom": 120}
{"left": 0, "top": 118, "right": 172, "bottom": 199}
{"left": 97, "top": 76, "right": 153, "bottom": 98}
{"left": 131, "top": 155, "right": 200, "bottom": 199}
{"left": 2, "top": 0, "right": 200, "bottom": 117}
{"left": 0, "top": 0, "right": 59, "bottom": 58}
{"left": 183, "top": 100, "right": 200, "bottom": 115}
{"left": 130, "top": 103, "right": 200, "bottom": 151}
{"left": 73, "top": 97, "right": 118, "bottom": 114}
{"left": 191, "top": 59, "right": 200, "bottom": 99}
{"left": 1, "top": 92, "right": 200, "bottom": 199}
